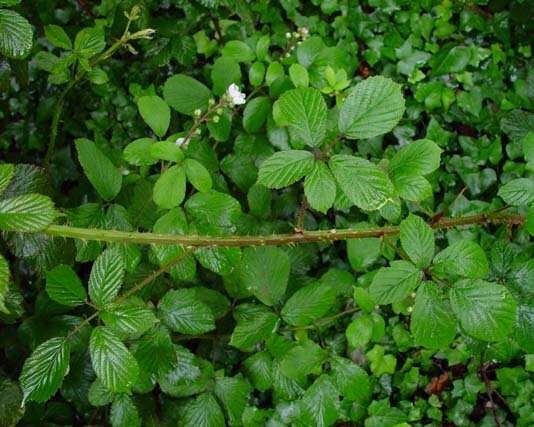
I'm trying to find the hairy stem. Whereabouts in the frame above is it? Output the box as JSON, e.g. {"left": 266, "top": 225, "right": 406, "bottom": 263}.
{"left": 40, "top": 212, "right": 524, "bottom": 248}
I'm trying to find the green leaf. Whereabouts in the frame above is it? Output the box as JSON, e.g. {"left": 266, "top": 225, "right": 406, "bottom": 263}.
{"left": 339, "top": 76, "right": 405, "bottom": 139}
{"left": 153, "top": 165, "right": 186, "bottom": 209}
{"left": 0, "top": 255, "right": 9, "bottom": 313}
{"left": 0, "top": 9, "right": 33, "bottom": 59}
{"left": 137, "top": 96, "right": 170, "bottom": 138}
{"left": 89, "top": 326, "right": 139, "bottom": 393}
{"left": 280, "top": 341, "right": 326, "bottom": 380}
{"left": 88, "top": 67, "right": 108, "bottom": 85}
{"left": 185, "top": 159, "right": 212, "bottom": 192}
{"left": 241, "top": 247, "right": 290, "bottom": 306}
{"left": 304, "top": 161, "right": 336, "bottom": 213}
{"left": 222, "top": 40, "right": 255, "bottom": 63}
{"left": 0, "top": 378, "right": 24, "bottom": 427}
{"left": 185, "top": 190, "right": 242, "bottom": 232}
{"left": 370, "top": 260, "right": 422, "bottom": 305}
{"left": 110, "top": 394, "right": 140, "bottom": 427}
{"left": 230, "top": 305, "right": 278, "bottom": 352}
{"left": 181, "top": 393, "right": 225, "bottom": 427}
{"left": 243, "top": 96, "right": 271, "bottom": 133}
{"left": 243, "top": 352, "right": 272, "bottom": 391}
{"left": 88, "top": 248, "right": 124, "bottom": 308}
{"left": 330, "top": 356, "right": 371, "bottom": 403}
{"left": 449, "top": 279, "right": 517, "bottom": 342}
{"left": 158, "top": 288, "right": 215, "bottom": 335}
{"left": 100, "top": 301, "right": 158, "bottom": 339}
{"left": 432, "top": 240, "right": 488, "bottom": 279}
{"left": 214, "top": 376, "right": 252, "bottom": 425}
{"left": 19, "top": 337, "right": 70, "bottom": 404}
{"left": 45, "top": 264, "right": 86, "bottom": 307}
{"left": 498, "top": 178, "right": 534, "bottom": 206}
{"left": 163, "top": 74, "right": 211, "bottom": 115}
{"left": 257, "top": 150, "right": 315, "bottom": 189}
{"left": 329, "top": 155, "right": 393, "bottom": 211}
{"left": 514, "top": 304, "right": 534, "bottom": 353}
{"left": 411, "top": 282, "right": 456, "bottom": 349}
{"left": 281, "top": 281, "right": 336, "bottom": 326}
{"left": 44, "top": 25, "right": 71, "bottom": 50}
{"left": 272, "top": 87, "right": 327, "bottom": 147}
{"left": 0, "top": 163, "right": 14, "bottom": 194}
{"left": 150, "top": 140, "right": 185, "bottom": 162}
{"left": 347, "top": 225, "right": 381, "bottom": 272}
{"left": 289, "top": 63, "right": 309, "bottom": 88}
{"left": 74, "top": 27, "right": 105, "bottom": 57}
{"left": 298, "top": 375, "right": 340, "bottom": 427}
{"left": 346, "top": 315, "right": 374, "bottom": 348}
{"left": 211, "top": 56, "right": 241, "bottom": 96}
{"left": 431, "top": 46, "right": 471, "bottom": 76}
{"left": 133, "top": 325, "right": 175, "bottom": 377}
{"left": 123, "top": 138, "right": 158, "bottom": 167}
{"left": 399, "top": 214, "right": 434, "bottom": 268}
{"left": 0, "top": 194, "right": 56, "bottom": 232}
{"left": 365, "top": 399, "right": 407, "bottom": 427}
{"left": 75, "top": 138, "right": 122, "bottom": 201}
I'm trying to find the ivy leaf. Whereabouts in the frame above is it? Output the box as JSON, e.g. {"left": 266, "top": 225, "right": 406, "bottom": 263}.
{"left": 45, "top": 264, "right": 86, "bottom": 307}
{"left": 338, "top": 76, "right": 405, "bottom": 139}
{"left": 272, "top": 87, "right": 327, "bottom": 147}
{"left": 432, "top": 240, "right": 488, "bottom": 279}
{"left": 137, "top": 96, "right": 170, "bottom": 138}
{"left": 181, "top": 393, "right": 225, "bottom": 427}
{"left": 153, "top": 165, "right": 186, "bottom": 209}
{"left": 399, "top": 214, "right": 434, "bottom": 268}
{"left": 411, "top": 282, "right": 456, "bottom": 349}
{"left": 230, "top": 304, "right": 278, "bottom": 352}
{"left": 89, "top": 326, "right": 139, "bottom": 393}
{"left": 158, "top": 288, "right": 215, "bottom": 335}
{"left": 449, "top": 279, "right": 517, "bottom": 342}
{"left": 110, "top": 394, "right": 141, "bottom": 427}
{"left": 330, "top": 155, "right": 393, "bottom": 211}
{"left": 498, "top": 178, "right": 534, "bottom": 206}
{"left": 0, "top": 194, "right": 56, "bottom": 232}
{"left": 19, "top": 337, "right": 70, "bottom": 404}
{"left": 88, "top": 248, "right": 124, "bottom": 309}
{"left": 281, "top": 281, "right": 336, "bottom": 326}
{"left": 241, "top": 247, "right": 290, "bottom": 306}
{"left": 257, "top": 150, "right": 315, "bottom": 189}
{"left": 304, "top": 161, "right": 336, "bottom": 214}
{"left": 0, "top": 163, "right": 14, "bottom": 194}
{"left": 214, "top": 376, "right": 252, "bottom": 425}
{"left": 0, "top": 254, "right": 9, "bottom": 313}
{"left": 75, "top": 138, "right": 122, "bottom": 201}
{"left": 0, "top": 9, "right": 33, "bottom": 59}
{"left": 163, "top": 74, "right": 211, "bottom": 115}
{"left": 370, "top": 260, "right": 422, "bottom": 305}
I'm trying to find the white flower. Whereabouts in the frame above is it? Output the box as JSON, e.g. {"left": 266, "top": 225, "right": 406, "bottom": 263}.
{"left": 226, "top": 83, "right": 246, "bottom": 106}
{"left": 300, "top": 27, "right": 309, "bottom": 36}
{"left": 175, "top": 137, "right": 185, "bottom": 146}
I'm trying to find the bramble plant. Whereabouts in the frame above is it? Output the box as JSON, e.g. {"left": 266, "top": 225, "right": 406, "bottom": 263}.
{"left": 0, "top": 1, "right": 533, "bottom": 426}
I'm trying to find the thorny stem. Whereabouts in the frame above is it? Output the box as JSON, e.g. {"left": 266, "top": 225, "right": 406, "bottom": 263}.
{"left": 182, "top": 98, "right": 225, "bottom": 146}
{"left": 41, "top": 212, "right": 524, "bottom": 248}
{"left": 45, "top": 14, "right": 154, "bottom": 167}
{"left": 66, "top": 249, "right": 194, "bottom": 340}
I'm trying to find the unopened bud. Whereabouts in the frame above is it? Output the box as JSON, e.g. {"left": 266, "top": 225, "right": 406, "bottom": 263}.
{"left": 212, "top": 115, "right": 220, "bottom": 123}
{"left": 131, "top": 28, "right": 156, "bottom": 40}
{"left": 285, "top": 32, "right": 292, "bottom": 39}
{"left": 208, "top": 98, "right": 216, "bottom": 106}
{"left": 216, "top": 108, "right": 223, "bottom": 115}
{"left": 194, "top": 109, "right": 202, "bottom": 117}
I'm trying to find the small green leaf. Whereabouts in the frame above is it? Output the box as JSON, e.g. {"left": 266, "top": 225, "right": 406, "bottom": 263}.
{"left": 110, "top": 394, "right": 141, "bottom": 427}
{"left": 137, "top": 96, "right": 170, "bottom": 138}
{"left": 44, "top": 25, "right": 71, "bottom": 50}
{"left": 243, "top": 352, "right": 272, "bottom": 391}
{"left": 74, "top": 27, "right": 105, "bottom": 57}
{"left": 299, "top": 375, "right": 340, "bottom": 427}
{"left": 181, "top": 393, "right": 225, "bottom": 427}
{"left": 370, "top": 260, "right": 422, "bottom": 305}
{"left": 163, "top": 74, "right": 211, "bottom": 115}
{"left": 89, "top": 326, "right": 139, "bottom": 393}
{"left": 211, "top": 56, "right": 241, "bottom": 95}
{"left": 158, "top": 288, "right": 215, "bottom": 335}
{"left": 100, "top": 301, "right": 158, "bottom": 339}
{"left": 88, "top": 248, "right": 124, "bottom": 308}
{"left": 329, "top": 155, "right": 393, "bottom": 211}
{"left": 75, "top": 138, "right": 122, "bottom": 201}
{"left": 514, "top": 304, "right": 534, "bottom": 353}
{"left": 150, "top": 140, "right": 184, "bottom": 162}
{"left": 304, "top": 161, "right": 336, "bottom": 214}
{"left": 0, "top": 163, "right": 14, "bottom": 194}
{"left": 0, "top": 9, "right": 33, "bottom": 59}
{"left": 123, "top": 138, "right": 157, "bottom": 167}
{"left": 243, "top": 96, "right": 271, "bottom": 133}
{"left": 185, "top": 159, "right": 212, "bottom": 192}
{"left": 399, "top": 214, "right": 434, "bottom": 268}
{"left": 241, "top": 247, "right": 290, "bottom": 306}
{"left": 153, "top": 165, "right": 186, "bottom": 209}
{"left": 230, "top": 305, "right": 278, "bottom": 352}
{"left": 449, "top": 279, "right": 517, "bottom": 342}
{"left": 46, "top": 264, "right": 86, "bottom": 307}
{"left": 411, "top": 282, "right": 456, "bottom": 349}
{"left": 272, "top": 87, "right": 327, "bottom": 147}
{"left": 257, "top": 150, "right": 315, "bottom": 189}
{"left": 498, "top": 178, "right": 534, "bottom": 206}
{"left": 281, "top": 281, "right": 336, "bottom": 326}
{"left": 330, "top": 356, "right": 371, "bottom": 403}
{"left": 346, "top": 315, "right": 374, "bottom": 348}
{"left": 339, "top": 76, "right": 405, "bottom": 139}
{"left": 214, "top": 376, "right": 252, "bottom": 425}
{"left": 222, "top": 40, "right": 255, "bottom": 63}
{"left": 0, "top": 255, "right": 9, "bottom": 313}
{"left": 289, "top": 63, "right": 309, "bottom": 87}
{"left": 0, "top": 194, "right": 56, "bottom": 232}
{"left": 279, "top": 340, "right": 326, "bottom": 379}
{"left": 20, "top": 337, "right": 70, "bottom": 404}
{"left": 432, "top": 240, "right": 488, "bottom": 279}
